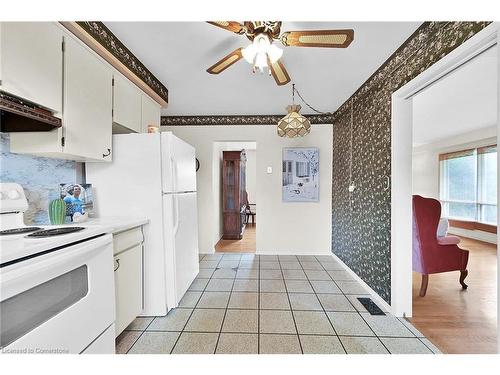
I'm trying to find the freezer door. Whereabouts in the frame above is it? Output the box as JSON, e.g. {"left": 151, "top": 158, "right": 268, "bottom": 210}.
{"left": 161, "top": 132, "right": 197, "bottom": 193}
{"left": 163, "top": 192, "right": 199, "bottom": 307}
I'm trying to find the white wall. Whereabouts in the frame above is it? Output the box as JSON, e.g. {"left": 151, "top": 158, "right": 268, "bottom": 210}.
{"left": 245, "top": 149, "right": 257, "bottom": 204}
{"left": 162, "top": 124, "right": 333, "bottom": 255}
{"left": 412, "top": 125, "right": 497, "bottom": 243}
{"left": 212, "top": 142, "right": 224, "bottom": 246}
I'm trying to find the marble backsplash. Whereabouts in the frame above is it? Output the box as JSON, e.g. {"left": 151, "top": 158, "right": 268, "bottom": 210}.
{"left": 0, "top": 133, "right": 78, "bottom": 224}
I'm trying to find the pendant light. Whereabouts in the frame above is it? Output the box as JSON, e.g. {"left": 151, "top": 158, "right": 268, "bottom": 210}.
{"left": 277, "top": 84, "right": 311, "bottom": 138}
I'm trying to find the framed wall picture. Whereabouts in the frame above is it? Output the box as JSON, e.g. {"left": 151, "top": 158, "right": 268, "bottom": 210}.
{"left": 59, "top": 183, "right": 94, "bottom": 218}
{"left": 282, "top": 147, "right": 319, "bottom": 202}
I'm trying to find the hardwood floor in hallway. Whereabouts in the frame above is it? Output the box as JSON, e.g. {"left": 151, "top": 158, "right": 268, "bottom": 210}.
{"left": 409, "top": 236, "right": 497, "bottom": 353}
{"left": 215, "top": 224, "right": 256, "bottom": 253}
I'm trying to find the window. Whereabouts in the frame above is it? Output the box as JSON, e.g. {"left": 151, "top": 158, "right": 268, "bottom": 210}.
{"left": 439, "top": 145, "right": 497, "bottom": 225}
{"left": 296, "top": 161, "right": 310, "bottom": 177}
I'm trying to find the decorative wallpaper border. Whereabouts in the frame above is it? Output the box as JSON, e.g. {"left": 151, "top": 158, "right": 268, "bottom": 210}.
{"left": 76, "top": 21, "right": 169, "bottom": 103}
{"left": 161, "top": 114, "right": 334, "bottom": 126}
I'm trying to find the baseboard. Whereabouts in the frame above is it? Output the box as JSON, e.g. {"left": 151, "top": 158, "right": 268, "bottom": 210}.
{"left": 448, "top": 227, "right": 497, "bottom": 244}
{"left": 330, "top": 252, "right": 393, "bottom": 315}
{"left": 256, "top": 250, "right": 332, "bottom": 256}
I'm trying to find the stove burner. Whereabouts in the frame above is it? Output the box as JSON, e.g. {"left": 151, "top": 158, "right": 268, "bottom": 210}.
{"left": 0, "top": 227, "right": 43, "bottom": 235}
{"left": 26, "top": 227, "right": 85, "bottom": 238}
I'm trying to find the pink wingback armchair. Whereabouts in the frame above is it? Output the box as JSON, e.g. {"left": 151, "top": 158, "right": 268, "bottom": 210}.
{"left": 412, "top": 195, "right": 469, "bottom": 297}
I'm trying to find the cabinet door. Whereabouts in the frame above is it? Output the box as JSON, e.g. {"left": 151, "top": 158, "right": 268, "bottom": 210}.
{"left": 141, "top": 95, "right": 161, "bottom": 132}
{"left": 114, "top": 244, "right": 143, "bottom": 337}
{"left": 0, "top": 22, "right": 63, "bottom": 113}
{"left": 113, "top": 74, "right": 141, "bottom": 133}
{"left": 63, "top": 36, "right": 113, "bottom": 161}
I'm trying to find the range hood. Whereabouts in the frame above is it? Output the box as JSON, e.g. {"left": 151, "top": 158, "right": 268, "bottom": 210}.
{"left": 0, "top": 91, "right": 62, "bottom": 132}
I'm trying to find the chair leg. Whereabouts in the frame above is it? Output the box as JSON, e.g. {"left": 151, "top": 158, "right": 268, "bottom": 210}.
{"left": 459, "top": 270, "right": 468, "bottom": 290}
{"left": 419, "top": 274, "right": 429, "bottom": 297}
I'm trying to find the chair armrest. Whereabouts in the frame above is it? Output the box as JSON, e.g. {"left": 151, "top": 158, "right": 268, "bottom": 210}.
{"left": 437, "top": 235, "right": 461, "bottom": 246}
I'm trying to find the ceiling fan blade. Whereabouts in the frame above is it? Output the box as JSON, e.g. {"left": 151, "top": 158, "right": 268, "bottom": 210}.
{"left": 281, "top": 29, "right": 354, "bottom": 48}
{"left": 268, "top": 58, "right": 291, "bottom": 86}
{"left": 207, "top": 21, "right": 245, "bottom": 34}
{"left": 207, "top": 48, "right": 243, "bottom": 74}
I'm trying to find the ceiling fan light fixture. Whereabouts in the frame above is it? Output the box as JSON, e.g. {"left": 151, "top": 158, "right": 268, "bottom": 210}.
{"left": 242, "top": 43, "right": 256, "bottom": 64}
{"left": 242, "top": 33, "right": 283, "bottom": 72}
{"left": 267, "top": 44, "right": 283, "bottom": 63}
{"left": 277, "top": 104, "right": 311, "bottom": 138}
{"left": 254, "top": 52, "right": 268, "bottom": 72}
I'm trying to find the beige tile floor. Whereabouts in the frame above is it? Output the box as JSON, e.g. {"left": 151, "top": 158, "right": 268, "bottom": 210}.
{"left": 116, "top": 253, "right": 441, "bottom": 354}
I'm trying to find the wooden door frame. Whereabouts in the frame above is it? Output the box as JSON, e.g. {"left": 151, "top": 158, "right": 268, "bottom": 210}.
{"left": 390, "top": 22, "right": 499, "bottom": 329}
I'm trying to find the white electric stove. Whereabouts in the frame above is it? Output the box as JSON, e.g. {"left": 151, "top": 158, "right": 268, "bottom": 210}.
{"left": 0, "top": 183, "right": 116, "bottom": 354}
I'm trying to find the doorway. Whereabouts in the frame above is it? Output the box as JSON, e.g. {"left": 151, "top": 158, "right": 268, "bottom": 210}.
{"left": 391, "top": 24, "right": 499, "bottom": 353}
{"left": 212, "top": 141, "right": 257, "bottom": 253}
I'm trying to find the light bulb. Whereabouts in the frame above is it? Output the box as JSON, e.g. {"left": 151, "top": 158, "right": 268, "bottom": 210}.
{"left": 243, "top": 33, "right": 283, "bottom": 72}
{"left": 242, "top": 43, "right": 256, "bottom": 64}
{"left": 267, "top": 44, "right": 283, "bottom": 63}
{"left": 256, "top": 34, "right": 270, "bottom": 52}
{"left": 254, "top": 52, "right": 268, "bottom": 71}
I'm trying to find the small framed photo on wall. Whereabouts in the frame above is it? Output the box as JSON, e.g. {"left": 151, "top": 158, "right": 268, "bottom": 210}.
{"left": 282, "top": 147, "right": 320, "bottom": 202}
{"left": 59, "top": 183, "right": 94, "bottom": 218}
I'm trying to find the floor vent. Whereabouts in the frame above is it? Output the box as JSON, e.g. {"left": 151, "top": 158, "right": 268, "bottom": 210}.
{"left": 357, "top": 297, "right": 385, "bottom": 315}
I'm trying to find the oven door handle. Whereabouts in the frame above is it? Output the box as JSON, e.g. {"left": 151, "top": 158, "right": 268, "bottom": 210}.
{"left": 1, "top": 234, "right": 113, "bottom": 300}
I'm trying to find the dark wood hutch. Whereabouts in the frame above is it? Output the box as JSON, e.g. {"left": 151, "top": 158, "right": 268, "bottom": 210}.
{"left": 222, "top": 150, "right": 247, "bottom": 239}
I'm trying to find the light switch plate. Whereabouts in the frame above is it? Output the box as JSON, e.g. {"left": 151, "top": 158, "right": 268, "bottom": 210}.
{"left": 267, "top": 166, "right": 273, "bottom": 174}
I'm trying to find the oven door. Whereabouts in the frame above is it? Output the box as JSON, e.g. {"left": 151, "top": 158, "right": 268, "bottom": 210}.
{"left": 0, "top": 234, "right": 115, "bottom": 354}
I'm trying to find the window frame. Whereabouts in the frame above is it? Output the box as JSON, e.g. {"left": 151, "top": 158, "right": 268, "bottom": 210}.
{"left": 438, "top": 144, "right": 497, "bottom": 227}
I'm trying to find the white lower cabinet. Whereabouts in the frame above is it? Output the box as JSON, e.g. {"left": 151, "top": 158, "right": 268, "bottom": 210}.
{"left": 113, "top": 228, "right": 144, "bottom": 337}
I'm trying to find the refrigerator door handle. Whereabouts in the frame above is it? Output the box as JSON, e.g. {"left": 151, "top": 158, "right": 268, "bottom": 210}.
{"left": 172, "top": 194, "right": 180, "bottom": 236}
{"left": 171, "top": 157, "right": 178, "bottom": 193}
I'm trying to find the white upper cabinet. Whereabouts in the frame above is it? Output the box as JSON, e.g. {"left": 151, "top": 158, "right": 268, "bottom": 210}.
{"left": 113, "top": 74, "right": 142, "bottom": 133}
{"left": 141, "top": 94, "right": 161, "bottom": 133}
{"left": 5, "top": 22, "right": 164, "bottom": 161}
{"left": 63, "top": 36, "right": 113, "bottom": 161}
{"left": 0, "top": 22, "right": 63, "bottom": 114}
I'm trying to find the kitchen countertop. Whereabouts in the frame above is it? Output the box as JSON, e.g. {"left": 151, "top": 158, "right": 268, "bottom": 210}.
{"left": 0, "top": 217, "right": 149, "bottom": 266}
{"left": 76, "top": 217, "right": 149, "bottom": 234}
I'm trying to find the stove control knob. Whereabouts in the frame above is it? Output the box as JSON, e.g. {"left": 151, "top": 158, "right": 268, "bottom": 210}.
{"left": 8, "top": 190, "right": 20, "bottom": 200}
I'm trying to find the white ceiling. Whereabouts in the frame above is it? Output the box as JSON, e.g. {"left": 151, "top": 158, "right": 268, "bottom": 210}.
{"left": 105, "top": 22, "right": 421, "bottom": 116}
{"left": 413, "top": 46, "right": 498, "bottom": 146}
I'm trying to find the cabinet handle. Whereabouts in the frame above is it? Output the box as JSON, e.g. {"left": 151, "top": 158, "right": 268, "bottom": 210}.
{"left": 103, "top": 148, "right": 111, "bottom": 158}
{"left": 114, "top": 259, "right": 120, "bottom": 272}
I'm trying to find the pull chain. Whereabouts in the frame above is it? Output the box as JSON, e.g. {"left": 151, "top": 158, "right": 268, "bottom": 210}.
{"left": 348, "top": 98, "right": 356, "bottom": 196}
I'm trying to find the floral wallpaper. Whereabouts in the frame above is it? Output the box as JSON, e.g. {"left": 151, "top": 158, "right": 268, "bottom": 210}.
{"left": 332, "top": 21, "right": 491, "bottom": 303}
{"left": 0, "top": 133, "right": 78, "bottom": 224}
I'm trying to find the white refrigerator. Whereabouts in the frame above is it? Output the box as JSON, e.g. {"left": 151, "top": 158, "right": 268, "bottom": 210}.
{"left": 86, "top": 132, "right": 199, "bottom": 316}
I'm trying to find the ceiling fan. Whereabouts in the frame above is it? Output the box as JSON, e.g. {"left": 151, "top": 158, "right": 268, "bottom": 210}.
{"left": 206, "top": 21, "right": 354, "bottom": 86}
